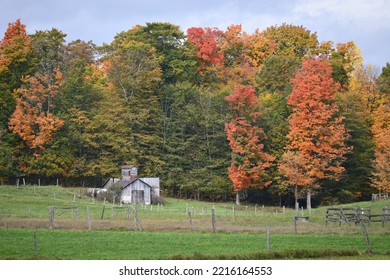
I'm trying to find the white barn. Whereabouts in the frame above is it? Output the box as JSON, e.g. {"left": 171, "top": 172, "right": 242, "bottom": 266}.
{"left": 102, "top": 165, "right": 160, "bottom": 205}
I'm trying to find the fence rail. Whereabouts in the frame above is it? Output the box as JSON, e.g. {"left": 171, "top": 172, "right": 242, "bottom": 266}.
{"left": 326, "top": 207, "right": 390, "bottom": 227}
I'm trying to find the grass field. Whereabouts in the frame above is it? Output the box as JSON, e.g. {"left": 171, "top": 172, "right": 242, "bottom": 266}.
{"left": 0, "top": 185, "right": 389, "bottom": 259}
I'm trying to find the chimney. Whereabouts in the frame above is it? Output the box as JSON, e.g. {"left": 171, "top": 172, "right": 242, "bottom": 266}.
{"left": 121, "top": 165, "right": 138, "bottom": 181}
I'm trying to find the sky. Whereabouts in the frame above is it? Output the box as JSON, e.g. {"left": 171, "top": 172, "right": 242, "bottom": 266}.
{"left": 1, "top": 0, "right": 389, "bottom": 69}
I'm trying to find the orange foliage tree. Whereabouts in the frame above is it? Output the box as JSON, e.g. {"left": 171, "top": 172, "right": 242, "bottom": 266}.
{"left": 280, "top": 58, "right": 350, "bottom": 208}
{"left": 371, "top": 102, "right": 390, "bottom": 193}
{"left": 0, "top": 19, "right": 30, "bottom": 73}
{"left": 9, "top": 69, "right": 64, "bottom": 155}
{"left": 0, "top": 19, "right": 32, "bottom": 130}
{"left": 225, "top": 85, "right": 275, "bottom": 204}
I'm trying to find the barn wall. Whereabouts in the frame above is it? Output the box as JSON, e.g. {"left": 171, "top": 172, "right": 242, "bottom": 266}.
{"left": 140, "top": 178, "right": 160, "bottom": 199}
{"left": 121, "top": 180, "right": 151, "bottom": 204}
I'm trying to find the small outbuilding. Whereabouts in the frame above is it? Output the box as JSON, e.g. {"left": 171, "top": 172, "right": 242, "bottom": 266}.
{"left": 102, "top": 165, "right": 160, "bottom": 205}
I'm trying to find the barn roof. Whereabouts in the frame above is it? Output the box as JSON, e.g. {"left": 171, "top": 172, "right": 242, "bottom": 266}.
{"left": 119, "top": 178, "right": 153, "bottom": 189}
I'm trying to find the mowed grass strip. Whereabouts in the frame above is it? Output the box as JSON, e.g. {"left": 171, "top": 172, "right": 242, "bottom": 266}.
{"left": 1, "top": 228, "right": 390, "bottom": 260}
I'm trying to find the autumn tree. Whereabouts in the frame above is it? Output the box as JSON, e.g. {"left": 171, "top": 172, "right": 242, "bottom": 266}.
{"left": 187, "top": 27, "right": 224, "bottom": 79}
{"left": 0, "top": 19, "right": 32, "bottom": 131}
{"left": 9, "top": 69, "right": 64, "bottom": 156}
{"left": 329, "top": 41, "right": 363, "bottom": 89}
{"left": 280, "top": 58, "right": 350, "bottom": 210}
{"left": 217, "top": 24, "right": 266, "bottom": 89}
{"left": 263, "top": 23, "right": 318, "bottom": 59}
{"left": 225, "top": 85, "right": 274, "bottom": 204}
{"left": 371, "top": 63, "right": 390, "bottom": 193}
{"left": 243, "top": 28, "right": 276, "bottom": 68}
{"left": 371, "top": 102, "right": 390, "bottom": 193}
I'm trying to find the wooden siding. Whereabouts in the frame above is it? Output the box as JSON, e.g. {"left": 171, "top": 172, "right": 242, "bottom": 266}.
{"left": 121, "top": 179, "right": 151, "bottom": 204}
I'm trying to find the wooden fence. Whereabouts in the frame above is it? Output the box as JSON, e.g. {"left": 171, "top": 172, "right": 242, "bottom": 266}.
{"left": 326, "top": 207, "right": 390, "bottom": 227}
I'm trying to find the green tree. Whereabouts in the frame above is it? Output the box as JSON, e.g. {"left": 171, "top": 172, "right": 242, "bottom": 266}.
{"left": 334, "top": 70, "right": 376, "bottom": 202}
{"left": 256, "top": 56, "right": 301, "bottom": 200}
{"left": 263, "top": 23, "right": 318, "bottom": 59}
{"left": 160, "top": 82, "right": 231, "bottom": 200}
{"left": 30, "top": 28, "right": 66, "bottom": 76}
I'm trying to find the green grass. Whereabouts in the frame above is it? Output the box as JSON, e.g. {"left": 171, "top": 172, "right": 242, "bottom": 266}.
{"left": 0, "top": 185, "right": 389, "bottom": 259}
{"left": 1, "top": 227, "right": 389, "bottom": 260}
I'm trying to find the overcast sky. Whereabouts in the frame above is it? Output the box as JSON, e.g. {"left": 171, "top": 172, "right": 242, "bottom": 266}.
{"left": 1, "top": 0, "right": 389, "bottom": 69}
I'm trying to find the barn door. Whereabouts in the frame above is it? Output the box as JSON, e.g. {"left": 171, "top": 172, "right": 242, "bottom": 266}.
{"left": 131, "top": 190, "right": 144, "bottom": 204}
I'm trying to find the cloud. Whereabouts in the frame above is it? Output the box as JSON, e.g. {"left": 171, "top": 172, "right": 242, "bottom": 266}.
{"left": 292, "top": 0, "right": 389, "bottom": 20}
{"left": 1, "top": 0, "right": 388, "bottom": 67}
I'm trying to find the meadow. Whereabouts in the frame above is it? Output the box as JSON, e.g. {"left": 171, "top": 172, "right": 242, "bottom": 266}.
{"left": 0, "top": 185, "right": 389, "bottom": 259}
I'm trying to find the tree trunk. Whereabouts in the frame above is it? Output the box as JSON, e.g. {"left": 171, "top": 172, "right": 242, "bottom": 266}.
{"left": 235, "top": 191, "right": 240, "bottom": 205}
{"left": 307, "top": 189, "right": 312, "bottom": 216}
{"left": 294, "top": 186, "right": 299, "bottom": 215}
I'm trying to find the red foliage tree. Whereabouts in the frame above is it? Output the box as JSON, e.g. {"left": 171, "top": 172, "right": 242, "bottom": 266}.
{"left": 225, "top": 85, "right": 275, "bottom": 204}
{"left": 280, "top": 58, "right": 350, "bottom": 208}
{"left": 187, "top": 27, "right": 224, "bottom": 73}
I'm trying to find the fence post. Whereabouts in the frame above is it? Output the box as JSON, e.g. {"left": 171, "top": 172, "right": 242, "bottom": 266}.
{"left": 126, "top": 206, "right": 131, "bottom": 219}
{"left": 101, "top": 205, "right": 106, "bottom": 220}
{"left": 87, "top": 207, "right": 91, "bottom": 231}
{"left": 48, "top": 206, "right": 54, "bottom": 229}
{"left": 266, "top": 225, "right": 270, "bottom": 254}
{"left": 34, "top": 230, "right": 38, "bottom": 257}
{"left": 2, "top": 208, "right": 6, "bottom": 228}
{"left": 134, "top": 206, "right": 142, "bottom": 231}
{"left": 360, "top": 221, "right": 371, "bottom": 253}
{"left": 294, "top": 216, "right": 297, "bottom": 234}
{"left": 188, "top": 212, "right": 194, "bottom": 231}
{"left": 212, "top": 207, "right": 216, "bottom": 233}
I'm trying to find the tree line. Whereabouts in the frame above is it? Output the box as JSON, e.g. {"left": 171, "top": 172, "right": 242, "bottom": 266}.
{"left": 0, "top": 20, "right": 389, "bottom": 206}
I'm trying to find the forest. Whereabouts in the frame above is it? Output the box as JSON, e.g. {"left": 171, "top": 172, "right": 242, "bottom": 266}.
{"left": 0, "top": 19, "right": 389, "bottom": 206}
